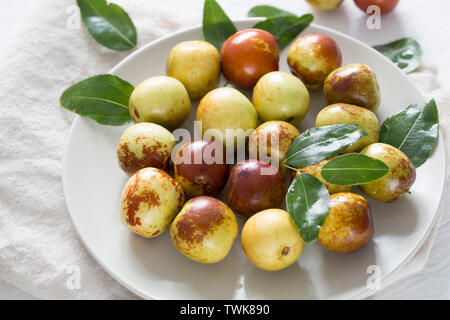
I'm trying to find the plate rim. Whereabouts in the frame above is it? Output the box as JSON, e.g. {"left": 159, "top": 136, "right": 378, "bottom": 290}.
{"left": 62, "top": 18, "right": 447, "bottom": 300}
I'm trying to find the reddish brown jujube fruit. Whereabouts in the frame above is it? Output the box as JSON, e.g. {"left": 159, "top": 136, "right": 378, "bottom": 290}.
{"left": 221, "top": 29, "right": 279, "bottom": 88}
{"left": 225, "top": 159, "right": 287, "bottom": 217}
{"left": 173, "top": 140, "right": 228, "bottom": 198}
{"left": 354, "top": 0, "right": 399, "bottom": 15}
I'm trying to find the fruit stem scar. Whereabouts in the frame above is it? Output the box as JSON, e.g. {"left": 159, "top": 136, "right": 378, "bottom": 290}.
{"left": 281, "top": 247, "right": 290, "bottom": 255}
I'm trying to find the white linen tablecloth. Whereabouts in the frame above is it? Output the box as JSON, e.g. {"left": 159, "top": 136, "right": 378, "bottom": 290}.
{"left": 0, "top": 0, "right": 449, "bottom": 299}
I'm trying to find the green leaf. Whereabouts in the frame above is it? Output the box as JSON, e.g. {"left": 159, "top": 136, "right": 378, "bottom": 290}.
{"left": 321, "top": 154, "right": 389, "bottom": 185}
{"left": 77, "top": 0, "right": 137, "bottom": 51}
{"left": 253, "top": 14, "right": 314, "bottom": 50}
{"left": 60, "top": 74, "right": 134, "bottom": 126}
{"left": 202, "top": 0, "right": 237, "bottom": 51}
{"left": 248, "top": 5, "right": 296, "bottom": 18}
{"left": 379, "top": 99, "right": 439, "bottom": 168}
{"left": 286, "top": 173, "right": 330, "bottom": 243}
{"left": 286, "top": 124, "right": 368, "bottom": 168}
{"left": 373, "top": 37, "right": 422, "bottom": 74}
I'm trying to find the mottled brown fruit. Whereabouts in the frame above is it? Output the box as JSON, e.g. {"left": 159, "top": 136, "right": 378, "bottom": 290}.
{"left": 173, "top": 140, "right": 228, "bottom": 198}
{"left": 292, "top": 157, "right": 352, "bottom": 194}
{"left": 225, "top": 159, "right": 287, "bottom": 218}
{"left": 318, "top": 192, "right": 374, "bottom": 253}
{"left": 117, "top": 123, "right": 176, "bottom": 176}
{"left": 324, "top": 64, "right": 381, "bottom": 111}
{"left": 120, "top": 167, "right": 185, "bottom": 238}
{"left": 170, "top": 196, "right": 238, "bottom": 263}
{"left": 316, "top": 103, "right": 380, "bottom": 152}
{"left": 249, "top": 121, "right": 300, "bottom": 174}
{"left": 359, "top": 143, "right": 416, "bottom": 202}
{"left": 221, "top": 29, "right": 279, "bottom": 88}
{"left": 287, "top": 32, "right": 342, "bottom": 89}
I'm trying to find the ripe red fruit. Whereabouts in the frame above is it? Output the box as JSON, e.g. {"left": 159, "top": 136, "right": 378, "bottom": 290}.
{"left": 354, "top": 0, "right": 399, "bottom": 15}
{"left": 225, "top": 159, "right": 287, "bottom": 218}
{"left": 174, "top": 140, "right": 228, "bottom": 198}
{"left": 221, "top": 29, "right": 279, "bottom": 88}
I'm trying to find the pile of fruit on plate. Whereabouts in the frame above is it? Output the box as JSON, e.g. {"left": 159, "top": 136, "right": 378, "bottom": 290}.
{"left": 61, "top": 1, "right": 438, "bottom": 273}
{"left": 114, "top": 30, "right": 435, "bottom": 272}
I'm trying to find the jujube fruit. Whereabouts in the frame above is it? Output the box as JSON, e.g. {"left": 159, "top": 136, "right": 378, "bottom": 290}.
{"left": 241, "top": 209, "right": 304, "bottom": 271}
{"left": 318, "top": 192, "right": 374, "bottom": 253}
{"left": 166, "top": 41, "right": 221, "bottom": 99}
{"left": 129, "top": 76, "right": 191, "bottom": 130}
{"left": 305, "top": 0, "right": 344, "bottom": 10}
{"left": 354, "top": 0, "right": 399, "bottom": 15}
{"left": 316, "top": 103, "right": 380, "bottom": 152}
{"left": 248, "top": 120, "right": 300, "bottom": 174}
{"left": 359, "top": 143, "right": 416, "bottom": 202}
{"left": 225, "top": 159, "right": 287, "bottom": 218}
{"left": 196, "top": 87, "right": 258, "bottom": 149}
{"left": 173, "top": 140, "right": 228, "bottom": 198}
{"left": 253, "top": 71, "right": 310, "bottom": 125}
{"left": 324, "top": 64, "right": 381, "bottom": 111}
{"left": 287, "top": 33, "right": 342, "bottom": 89}
{"left": 221, "top": 29, "right": 279, "bottom": 88}
{"left": 120, "top": 167, "right": 185, "bottom": 238}
{"left": 117, "top": 122, "right": 175, "bottom": 176}
{"left": 170, "top": 196, "right": 238, "bottom": 263}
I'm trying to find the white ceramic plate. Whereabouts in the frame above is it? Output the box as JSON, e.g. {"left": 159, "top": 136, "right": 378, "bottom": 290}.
{"left": 63, "top": 19, "right": 446, "bottom": 300}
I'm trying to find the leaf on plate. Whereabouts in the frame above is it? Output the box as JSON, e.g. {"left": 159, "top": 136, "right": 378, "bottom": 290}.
{"left": 202, "top": 0, "right": 237, "bottom": 50}
{"left": 248, "top": 5, "right": 296, "bottom": 18}
{"left": 253, "top": 14, "right": 313, "bottom": 50}
{"left": 379, "top": 99, "right": 439, "bottom": 168}
{"left": 286, "top": 124, "right": 368, "bottom": 168}
{"left": 286, "top": 173, "right": 330, "bottom": 243}
{"left": 373, "top": 37, "right": 422, "bottom": 74}
{"left": 60, "top": 74, "right": 134, "bottom": 126}
{"left": 321, "top": 154, "right": 389, "bottom": 185}
{"left": 77, "top": 0, "right": 137, "bottom": 51}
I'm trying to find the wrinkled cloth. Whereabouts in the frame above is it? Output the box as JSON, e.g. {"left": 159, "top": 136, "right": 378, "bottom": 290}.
{"left": 0, "top": 0, "right": 449, "bottom": 299}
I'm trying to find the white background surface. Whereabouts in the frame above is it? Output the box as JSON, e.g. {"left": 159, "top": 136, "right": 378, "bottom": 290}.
{"left": 0, "top": 0, "right": 35, "bottom": 300}
{"left": 0, "top": 0, "right": 449, "bottom": 299}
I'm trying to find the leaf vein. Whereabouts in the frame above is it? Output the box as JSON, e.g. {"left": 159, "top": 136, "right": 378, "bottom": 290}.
{"left": 65, "top": 96, "right": 129, "bottom": 110}
{"left": 398, "top": 113, "right": 421, "bottom": 150}
{"left": 84, "top": 0, "right": 135, "bottom": 47}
